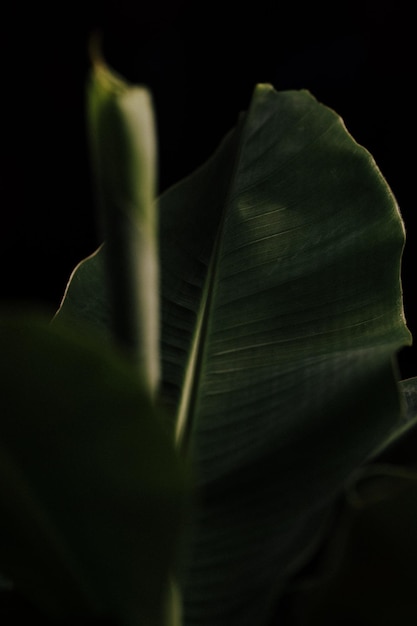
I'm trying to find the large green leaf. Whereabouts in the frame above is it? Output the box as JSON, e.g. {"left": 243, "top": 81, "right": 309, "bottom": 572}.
{"left": 55, "top": 84, "right": 412, "bottom": 625}
{"left": 0, "top": 312, "right": 188, "bottom": 625}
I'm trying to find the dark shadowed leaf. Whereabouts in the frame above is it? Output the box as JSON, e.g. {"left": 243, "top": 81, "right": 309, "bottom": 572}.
{"left": 280, "top": 441, "right": 417, "bottom": 626}
{"left": 0, "top": 312, "right": 188, "bottom": 626}
{"left": 278, "top": 381, "right": 417, "bottom": 625}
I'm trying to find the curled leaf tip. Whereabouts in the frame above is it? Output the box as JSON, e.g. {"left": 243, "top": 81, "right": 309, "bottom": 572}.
{"left": 88, "top": 31, "right": 130, "bottom": 96}
{"left": 88, "top": 30, "right": 105, "bottom": 69}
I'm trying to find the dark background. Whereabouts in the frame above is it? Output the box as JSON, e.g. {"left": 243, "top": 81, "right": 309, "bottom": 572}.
{"left": 2, "top": 0, "right": 416, "bottom": 379}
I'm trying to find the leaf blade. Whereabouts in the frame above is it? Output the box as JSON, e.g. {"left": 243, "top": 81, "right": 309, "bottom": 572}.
{"left": 0, "top": 312, "right": 188, "bottom": 625}
{"left": 162, "top": 85, "right": 412, "bottom": 625}
{"left": 55, "top": 83, "right": 412, "bottom": 626}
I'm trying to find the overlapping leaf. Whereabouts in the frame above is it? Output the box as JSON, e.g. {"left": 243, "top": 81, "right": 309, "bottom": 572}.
{"left": 0, "top": 313, "right": 188, "bottom": 625}
{"left": 281, "top": 380, "right": 417, "bottom": 625}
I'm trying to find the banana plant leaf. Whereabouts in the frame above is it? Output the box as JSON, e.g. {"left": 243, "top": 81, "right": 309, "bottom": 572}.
{"left": 55, "top": 83, "right": 412, "bottom": 625}
{"left": 0, "top": 312, "right": 188, "bottom": 625}
{"left": 281, "top": 380, "right": 417, "bottom": 625}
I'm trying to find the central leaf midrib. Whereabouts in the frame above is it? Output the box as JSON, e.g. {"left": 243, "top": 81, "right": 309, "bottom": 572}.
{"left": 174, "top": 109, "right": 254, "bottom": 454}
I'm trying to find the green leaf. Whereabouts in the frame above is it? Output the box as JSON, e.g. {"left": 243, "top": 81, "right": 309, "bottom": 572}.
{"left": 87, "top": 45, "right": 160, "bottom": 395}
{"left": 55, "top": 84, "right": 412, "bottom": 625}
{"left": 0, "top": 312, "right": 188, "bottom": 625}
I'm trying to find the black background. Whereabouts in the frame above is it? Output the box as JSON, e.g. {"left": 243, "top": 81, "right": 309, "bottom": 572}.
{"left": 2, "top": 0, "right": 416, "bottom": 379}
